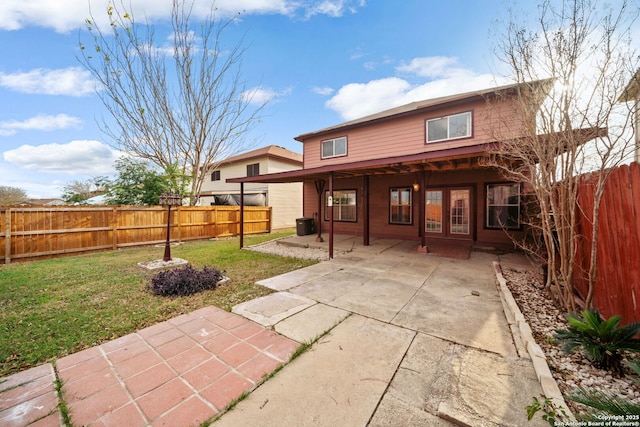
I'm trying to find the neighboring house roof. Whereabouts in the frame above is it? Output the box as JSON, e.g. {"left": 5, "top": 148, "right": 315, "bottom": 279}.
{"left": 215, "top": 145, "right": 303, "bottom": 167}
{"left": 14, "top": 198, "right": 67, "bottom": 206}
{"left": 619, "top": 69, "right": 640, "bottom": 102}
{"left": 295, "top": 79, "right": 554, "bottom": 142}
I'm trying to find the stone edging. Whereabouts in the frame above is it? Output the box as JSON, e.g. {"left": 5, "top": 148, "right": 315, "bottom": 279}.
{"left": 492, "top": 261, "right": 574, "bottom": 417}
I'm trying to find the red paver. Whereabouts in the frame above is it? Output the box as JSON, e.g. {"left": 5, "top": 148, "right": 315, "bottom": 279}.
{"left": 124, "top": 363, "right": 176, "bottom": 398}
{"left": 62, "top": 366, "right": 118, "bottom": 400}
{"left": 182, "top": 358, "right": 229, "bottom": 390}
{"left": 135, "top": 378, "right": 192, "bottom": 421}
{"left": 114, "top": 350, "right": 163, "bottom": 379}
{"left": 3, "top": 305, "right": 300, "bottom": 427}
{"left": 200, "top": 372, "right": 253, "bottom": 410}
{"left": 155, "top": 335, "right": 196, "bottom": 359}
{"left": 151, "top": 396, "right": 217, "bottom": 427}
{"left": 166, "top": 346, "right": 212, "bottom": 374}
{"left": 68, "top": 383, "right": 130, "bottom": 426}
{"left": 202, "top": 332, "right": 242, "bottom": 354}
{"left": 237, "top": 353, "right": 283, "bottom": 383}
{"left": 218, "top": 342, "right": 259, "bottom": 368}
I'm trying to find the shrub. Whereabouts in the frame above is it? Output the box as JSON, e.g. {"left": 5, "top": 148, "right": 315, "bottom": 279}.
{"left": 148, "top": 265, "right": 225, "bottom": 296}
{"left": 554, "top": 308, "right": 640, "bottom": 376}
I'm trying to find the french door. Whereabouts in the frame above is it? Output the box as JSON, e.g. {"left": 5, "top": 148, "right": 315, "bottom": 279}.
{"left": 425, "top": 187, "right": 473, "bottom": 239}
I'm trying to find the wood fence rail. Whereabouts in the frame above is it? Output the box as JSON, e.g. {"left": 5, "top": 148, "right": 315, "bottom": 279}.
{"left": 573, "top": 162, "right": 640, "bottom": 324}
{"left": 0, "top": 206, "right": 271, "bottom": 264}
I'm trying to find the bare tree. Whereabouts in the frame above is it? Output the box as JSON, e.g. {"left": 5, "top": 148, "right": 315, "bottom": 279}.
{"left": 488, "top": 0, "right": 638, "bottom": 311}
{"left": 0, "top": 186, "right": 28, "bottom": 205}
{"left": 79, "top": 0, "right": 265, "bottom": 204}
{"left": 61, "top": 178, "right": 105, "bottom": 204}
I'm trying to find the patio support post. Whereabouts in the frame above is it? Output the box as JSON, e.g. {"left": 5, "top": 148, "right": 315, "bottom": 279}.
{"left": 419, "top": 171, "right": 426, "bottom": 249}
{"left": 239, "top": 182, "right": 244, "bottom": 249}
{"left": 329, "top": 172, "right": 334, "bottom": 259}
{"left": 314, "top": 180, "right": 324, "bottom": 242}
{"left": 363, "top": 175, "right": 370, "bottom": 246}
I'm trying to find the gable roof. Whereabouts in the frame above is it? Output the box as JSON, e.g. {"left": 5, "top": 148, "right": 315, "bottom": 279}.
{"left": 294, "top": 79, "right": 554, "bottom": 142}
{"left": 217, "top": 145, "right": 302, "bottom": 166}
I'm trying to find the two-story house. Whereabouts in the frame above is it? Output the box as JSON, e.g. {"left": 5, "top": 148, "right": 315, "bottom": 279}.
{"left": 199, "top": 145, "right": 303, "bottom": 230}
{"left": 228, "top": 80, "right": 553, "bottom": 255}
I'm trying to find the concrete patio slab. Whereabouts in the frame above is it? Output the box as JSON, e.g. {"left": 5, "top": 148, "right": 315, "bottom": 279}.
{"left": 274, "top": 303, "right": 350, "bottom": 343}
{"left": 232, "top": 292, "right": 316, "bottom": 327}
{"left": 255, "top": 262, "right": 341, "bottom": 291}
{"left": 391, "top": 255, "right": 517, "bottom": 356}
{"left": 374, "top": 332, "right": 547, "bottom": 426}
{"left": 331, "top": 277, "right": 420, "bottom": 323}
{"left": 288, "top": 268, "right": 372, "bottom": 303}
{"left": 214, "top": 314, "right": 415, "bottom": 427}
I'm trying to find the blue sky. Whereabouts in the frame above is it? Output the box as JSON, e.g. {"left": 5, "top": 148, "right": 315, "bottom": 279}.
{"left": 0, "top": 0, "right": 544, "bottom": 198}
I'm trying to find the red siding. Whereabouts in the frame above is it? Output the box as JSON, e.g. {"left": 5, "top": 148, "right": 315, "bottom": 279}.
{"left": 303, "top": 168, "right": 522, "bottom": 248}
{"left": 303, "top": 97, "right": 526, "bottom": 169}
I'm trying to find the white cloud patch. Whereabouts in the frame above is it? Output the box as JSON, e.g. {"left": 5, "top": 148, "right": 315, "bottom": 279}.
{"left": 3, "top": 140, "right": 121, "bottom": 175}
{"left": 242, "top": 86, "right": 292, "bottom": 105}
{"left": 304, "top": 0, "right": 366, "bottom": 19}
{"left": 0, "top": 67, "right": 96, "bottom": 96}
{"left": 0, "top": 114, "right": 82, "bottom": 136}
{"left": 326, "top": 56, "right": 503, "bottom": 120}
{"left": 312, "top": 86, "right": 334, "bottom": 96}
{"left": 0, "top": 0, "right": 363, "bottom": 33}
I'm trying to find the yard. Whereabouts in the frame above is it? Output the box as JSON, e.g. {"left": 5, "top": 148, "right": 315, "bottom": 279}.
{"left": 0, "top": 230, "right": 315, "bottom": 377}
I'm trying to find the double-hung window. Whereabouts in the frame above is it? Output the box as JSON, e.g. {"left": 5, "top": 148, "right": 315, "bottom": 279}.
{"left": 324, "top": 189, "right": 357, "bottom": 221}
{"left": 321, "top": 136, "right": 347, "bottom": 159}
{"left": 426, "top": 111, "right": 472, "bottom": 143}
{"left": 486, "top": 183, "right": 521, "bottom": 229}
{"left": 246, "top": 163, "right": 260, "bottom": 177}
{"left": 211, "top": 170, "right": 221, "bottom": 181}
{"left": 390, "top": 187, "right": 412, "bottom": 224}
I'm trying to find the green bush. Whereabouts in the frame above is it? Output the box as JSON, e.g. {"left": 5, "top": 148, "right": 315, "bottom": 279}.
{"left": 554, "top": 308, "right": 640, "bottom": 376}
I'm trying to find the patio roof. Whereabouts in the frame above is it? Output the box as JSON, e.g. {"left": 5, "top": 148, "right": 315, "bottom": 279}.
{"left": 226, "top": 143, "right": 491, "bottom": 184}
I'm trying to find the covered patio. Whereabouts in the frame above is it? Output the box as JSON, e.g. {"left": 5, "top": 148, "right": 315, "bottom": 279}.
{"left": 227, "top": 144, "right": 495, "bottom": 259}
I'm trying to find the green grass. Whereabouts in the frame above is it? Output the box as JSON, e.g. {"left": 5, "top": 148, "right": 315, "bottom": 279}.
{"left": 0, "top": 230, "right": 315, "bottom": 377}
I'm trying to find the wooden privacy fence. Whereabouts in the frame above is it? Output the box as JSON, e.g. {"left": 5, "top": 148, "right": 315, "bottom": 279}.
{"left": 0, "top": 206, "right": 271, "bottom": 264}
{"left": 573, "top": 162, "right": 640, "bottom": 324}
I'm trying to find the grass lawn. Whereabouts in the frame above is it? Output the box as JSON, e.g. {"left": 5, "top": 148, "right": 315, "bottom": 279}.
{"left": 0, "top": 230, "right": 316, "bottom": 377}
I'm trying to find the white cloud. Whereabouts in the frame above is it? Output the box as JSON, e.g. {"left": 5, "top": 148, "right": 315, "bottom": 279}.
{"left": 0, "top": 114, "right": 82, "bottom": 136}
{"left": 396, "top": 56, "right": 461, "bottom": 78}
{"left": 304, "top": 0, "right": 366, "bottom": 19}
{"left": 242, "top": 86, "right": 292, "bottom": 105}
{"left": 0, "top": 0, "right": 362, "bottom": 32}
{"left": 325, "top": 56, "right": 503, "bottom": 120}
{"left": 3, "top": 140, "right": 121, "bottom": 175}
{"left": 313, "top": 86, "right": 334, "bottom": 96}
{"left": 0, "top": 67, "right": 96, "bottom": 96}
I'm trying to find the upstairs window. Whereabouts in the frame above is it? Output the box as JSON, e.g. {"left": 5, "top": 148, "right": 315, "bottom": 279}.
{"left": 246, "top": 163, "right": 260, "bottom": 177}
{"left": 211, "top": 170, "right": 221, "bottom": 181}
{"left": 321, "top": 136, "right": 347, "bottom": 159}
{"left": 426, "top": 111, "right": 472, "bottom": 143}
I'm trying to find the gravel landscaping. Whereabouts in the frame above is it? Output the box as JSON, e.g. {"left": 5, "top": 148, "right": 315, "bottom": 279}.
{"left": 502, "top": 267, "right": 640, "bottom": 415}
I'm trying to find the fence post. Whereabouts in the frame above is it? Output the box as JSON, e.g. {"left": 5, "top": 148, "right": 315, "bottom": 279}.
{"left": 112, "top": 207, "right": 118, "bottom": 250}
{"left": 5, "top": 208, "right": 11, "bottom": 265}
{"left": 177, "top": 206, "right": 182, "bottom": 243}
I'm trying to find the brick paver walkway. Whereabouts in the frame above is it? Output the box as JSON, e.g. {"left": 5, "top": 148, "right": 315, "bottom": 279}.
{"left": 0, "top": 306, "right": 299, "bottom": 427}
